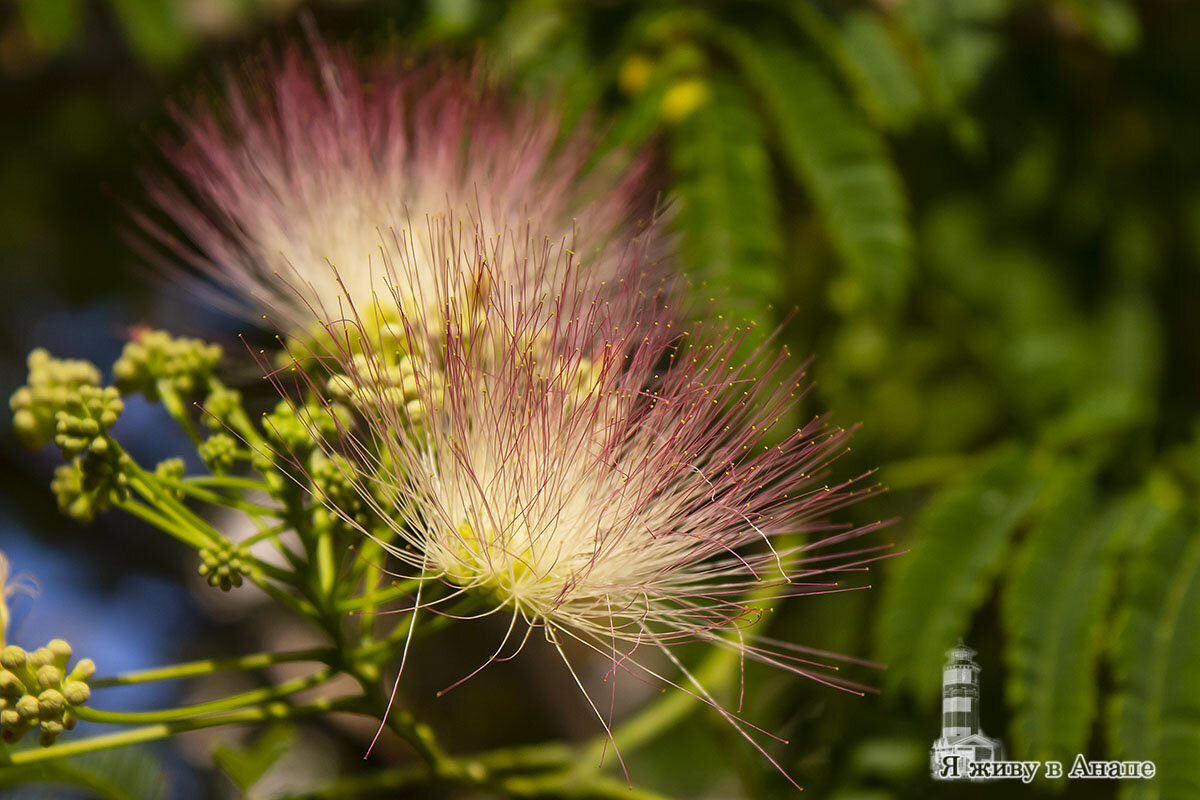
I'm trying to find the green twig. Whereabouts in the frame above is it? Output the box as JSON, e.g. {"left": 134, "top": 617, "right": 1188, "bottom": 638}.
{"left": 0, "top": 698, "right": 358, "bottom": 767}
{"left": 77, "top": 670, "right": 336, "bottom": 725}
{"left": 91, "top": 648, "right": 334, "bottom": 688}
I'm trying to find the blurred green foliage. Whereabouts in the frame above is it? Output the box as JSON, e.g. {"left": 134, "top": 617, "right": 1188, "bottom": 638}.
{"left": 4, "top": 0, "right": 1200, "bottom": 798}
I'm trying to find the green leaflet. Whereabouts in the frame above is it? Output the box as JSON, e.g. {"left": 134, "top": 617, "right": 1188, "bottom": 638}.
{"left": 1048, "top": 295, "right": 1161, "bottom": 447}
{"left": 875, "top": 445, "right": 1042, "bottom": 700}
{"left": 670, "top": 76, "right": 782, "bottom": 321}
{"left": 717, "top": 24, "right": 912, "bottom": 308}
{"left": 1109, "top": 501, "right": 1200, "bottom": 800}
{"left": 213, "top": 722, "right": 295, "bottom": 792}
{"left": 837, "top": 12, "right": 925, "bottom": 131}
{"left": 1002, "top": 467, "right": 1146, "bottom": 762}
{"left": 0, "top": 748, "right": 169, "bottom": 800}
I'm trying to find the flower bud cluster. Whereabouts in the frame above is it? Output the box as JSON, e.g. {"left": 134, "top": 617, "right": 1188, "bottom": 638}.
{"left": 51, "top": 452, "right": 134, "bottom": 523}
{"left": 199, "top": 433, "right": 239, "bottom": 475}
{"left": 0, "top": 640, "right": 93, "bottom": 747}
{"left": 262, "top": 400, "right": 344, "bottom": 456}
{"left": 53, "top": 386, "right": 123, "bottom": 459}
{"left": 10, "top": 349, "right": 105, "bottom": 450}
{"left": 113, "top": 329, "right": 222, "bottom": 400}
{"left": 198, "top": 540, "right": 250, "bottom": 591}
{"left": 154, "top": 457, "right": 187, "bottom": 499}
{"left": 201, "top": 384, "right": 243, "bottom": 432}
{"left": 310, "top": 451, "right": 371, "bottom": 534}
{"left": 326, "top": 353, "right": 434, "bottom": 428}
{"left": 10, "top": 351, "right": 135, "bottom": 522}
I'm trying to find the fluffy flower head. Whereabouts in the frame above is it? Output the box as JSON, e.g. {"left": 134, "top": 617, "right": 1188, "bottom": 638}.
{"left": 142, "top": 40, "right": 652, "bottom": 332}
{"left": 271, "top": 244, "right": 888, "bottom": 781}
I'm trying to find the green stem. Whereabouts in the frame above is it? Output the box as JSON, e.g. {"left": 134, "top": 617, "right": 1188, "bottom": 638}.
{"left": 76, "top": 670, "right": 335, "bottom": 725}
{"left": 243, "top": 522, "right": 287, "bottom": 547}
{"left": 271, "top": 742, "right": 577, "bottom": 799}
{"left": 501, "top": 774, "right": 675, "bottom": 800}
{"left": 114, "top": 499, "right": 209, "bottom": 549}
{"left": 127, "top": 470, "right": 221, "bottom": 544}
{"left": 162, "top": 477, "right": 277, "bottom": 517}
{"left": 241, "top": 564, "right": 319, "bottom": 618}
{"left": 337, "top": 579, "right": 422, "bottom": 612}
{"left": 315, "top": 528, "right": 336, "bottom": 598}
{"left": 184, "top": 474, "right": 271, "bottom": 493}
{"left": 207, "top": 378, "right": 266, "bottom": 449}
{"left": 0, "top": 698, "right": 357, "bottom": 767}
{"left": 91, "top": 648, "right": 334, "bottom": 688}
{"left": 156, "top": 380, "right": 203, "bottom": 445}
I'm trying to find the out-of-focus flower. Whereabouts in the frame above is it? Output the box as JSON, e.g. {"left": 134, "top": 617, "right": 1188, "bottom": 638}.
{"left": 279, "top": 259, "right": 887, "bottom": 783}
{"left": 140, "top": 39, "right": 655, "bottom": 338}
{"left": 0, "top": 552, "right": 38, "bottom": 648}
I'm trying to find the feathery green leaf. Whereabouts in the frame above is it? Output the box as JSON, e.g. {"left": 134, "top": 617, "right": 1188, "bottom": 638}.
{"left": 1110, "top": 499, "right": 1200, "bottom": 800}
{"left": 0, "top": 748, "right": 169, "bottom": 800}
{"left": 876, "top": 445, "right": 1042, "bottom": 699}
{"left": 717, "top": 25, "right": 912, "bottom": 307}
{"left": 670, "top": 76, "right": 782, "bottom": 320}
{"left": 1003, "top": 467, "right": 1147, "bottom": 762}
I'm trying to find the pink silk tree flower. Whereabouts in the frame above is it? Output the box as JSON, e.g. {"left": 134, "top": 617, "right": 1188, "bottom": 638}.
{"left": 266, "top": 236, "right": 890, "bottom": 787}
{"left": 138, "top": 39, "right": 654, "bottom": 333}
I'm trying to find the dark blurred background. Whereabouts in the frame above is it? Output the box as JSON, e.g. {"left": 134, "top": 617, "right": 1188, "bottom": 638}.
{"left": 2, "top": 1, "right": 1199, "bottom": 798}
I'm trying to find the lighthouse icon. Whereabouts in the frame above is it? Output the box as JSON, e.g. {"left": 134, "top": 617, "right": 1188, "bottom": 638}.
{"left": 930, "top": 639, "right": 1005, "bottom": 780}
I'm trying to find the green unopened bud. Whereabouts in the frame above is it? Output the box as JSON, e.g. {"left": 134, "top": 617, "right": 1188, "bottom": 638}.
{"left": 67, "top": 658, "right": 95, "bottom": 682}
{"left": 15, "top": 694, "right": 39, "bottom": 719}
{"left": 0, "top": 670, "right": 22, "bottom": 694}
{"left": 39, "top": 719, "right": 63, "bottom": 746}
{"left": 63, "top": 706, "right": 77, "bottom": 730}
{"left": 36, "top": 664, "right": 61, "bottom": 690}
{"left": 1, "top": 708, "right": 18, "bottom": 727}
{"left": 28, "top": 647, "right": 53, "bottom": 668}
{"left": 62, "top": 681, "right": 90, "bottom": 706}
{"left": 1, "top": 645, "right": 26, "bottom": 671}
{"left": 47, "top": 639, "right": 71, "bottom": 666}
{"left": 37, "top": 688, "right": 65, "bottom": 716}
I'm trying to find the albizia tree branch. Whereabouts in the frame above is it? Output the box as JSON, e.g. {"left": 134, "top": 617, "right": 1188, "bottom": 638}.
{"left": 3, "top": 35, "right": 893, "bottom": 797}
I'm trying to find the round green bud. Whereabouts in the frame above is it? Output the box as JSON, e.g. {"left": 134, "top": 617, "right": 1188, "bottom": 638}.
{"left": 39, "top": 720, "right": 63, "bottom": 747}
{"left": 47, "top": 640, "right": 72, "bottom": 671}
{"left": 1, "top": 708, "right": 20, "bottom": 728}
{"left": 1, "top": 645, "right": 26, "bottom": 670}
{"left": 37, "top": 689, "right": 65, "bottom": 716}
{"left": 67, "top": 658, "right": 95, "bottom": 682}
{"left": 63, "top": 681, "right": 90, "bottom": 706}
{"left": 0, "top": 670, "right": 23, "bottom": 694}
{"left": 36, "top": 664, "right": 61, "bottom": 690}
{"left": 15, "top": 694, "right": 39, "bottom": 719}
{"left": 28, "top": 648, "right": 54, "bottom": 668}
